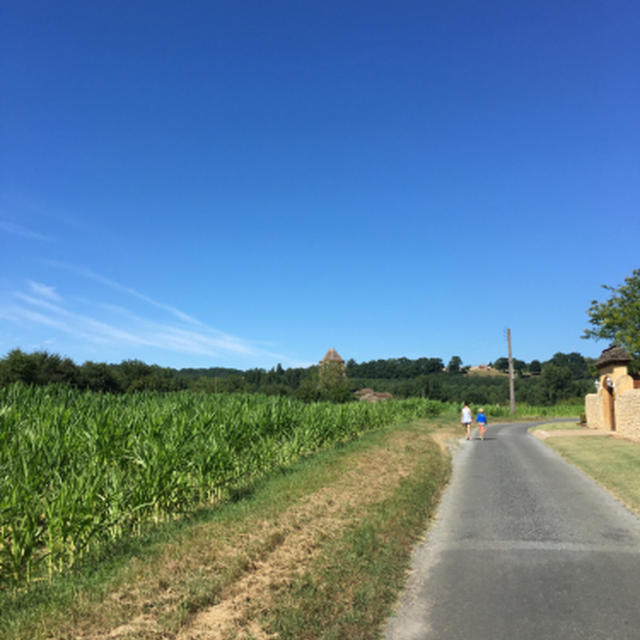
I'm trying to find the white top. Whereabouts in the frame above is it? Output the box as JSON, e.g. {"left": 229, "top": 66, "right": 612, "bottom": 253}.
{"left": 461, "top": 406, "right": 472, "bottom": 423}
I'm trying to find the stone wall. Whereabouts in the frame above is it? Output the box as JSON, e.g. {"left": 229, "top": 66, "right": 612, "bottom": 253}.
{"left": 585, "top": 393, "right": 603, "bottom": 430}
{"left": 615, "top": 389, "right": 640, "bottom": 442}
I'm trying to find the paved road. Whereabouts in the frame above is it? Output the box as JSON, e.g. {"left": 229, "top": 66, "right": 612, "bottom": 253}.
{"left": 384, "top": 422, "right": 640, "bottom": 640}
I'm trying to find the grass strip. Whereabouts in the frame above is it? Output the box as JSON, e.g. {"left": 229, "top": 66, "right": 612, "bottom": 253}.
{"left": 544, "top": 436, "right": 640, "bottom": 515}
{"left": 261, "top": 432, "right": 450, "bottom": 640}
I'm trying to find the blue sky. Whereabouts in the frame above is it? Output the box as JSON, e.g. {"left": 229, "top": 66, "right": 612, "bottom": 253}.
{"left": 1, "top": 1, "right": 639, "bottom": 370}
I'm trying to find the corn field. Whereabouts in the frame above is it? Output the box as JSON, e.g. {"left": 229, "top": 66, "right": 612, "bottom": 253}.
{"left": 0, "top": 383, "right": 443, "bottom": 585}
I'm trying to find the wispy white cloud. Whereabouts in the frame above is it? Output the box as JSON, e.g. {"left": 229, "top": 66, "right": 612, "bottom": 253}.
{"left": 2, "top": 305, "right": 90, "bottom": 338}
{"left": 3, "top": 265, "right": 305, "bottom": 367}
{"left": 8, "top": 300, "right": 225, "bottom": 357}
{"left": 13, "top": 293, "right": 167, "bottom": 349}
{"left": 150, "top": 326, "right": 255, "bottom": 357}
{"left": 27, "top": 280, "right": 61, "bottom": 301}
{"left": 0, "top": 220, "right": 51, "bottom": 242}
{"left": 90, "top": 300, "right": 256, "bottom": 357}
{"left": 8, "top": 290, "right": 293, "bottom": 364}
{"left": 14, "top": 293, "right": 64, "bottom": 315}
{"left": 45, "top": 260, "right": 200, "bottom": 325}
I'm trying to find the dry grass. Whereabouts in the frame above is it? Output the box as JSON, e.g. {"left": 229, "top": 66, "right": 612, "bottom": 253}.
{"left": 178, "top": 431, "right": 424, "bottom": 640}
{"left": 532, "top": 421, "right": 583, "bottom": 431}
{"left": 531, "top": 422, "right": 609, "bottom": 440}
{"left": 30, "top": 427, "right": 443, "bottom": 640}
{"left": 465, "top": 367, "right": 508, "bottom": 377}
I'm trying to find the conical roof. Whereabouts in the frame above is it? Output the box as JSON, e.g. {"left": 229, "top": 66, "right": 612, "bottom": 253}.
{"left": 595, "top": 345, "right": 632, "bottom": 369}
{"left": 321, "top": 348, "right": 344, "bottom": 364}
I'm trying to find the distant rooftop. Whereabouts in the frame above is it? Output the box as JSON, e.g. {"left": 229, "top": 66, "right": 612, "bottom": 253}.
{"left": 321, "top": 348, "right": 344, "bottom": 364}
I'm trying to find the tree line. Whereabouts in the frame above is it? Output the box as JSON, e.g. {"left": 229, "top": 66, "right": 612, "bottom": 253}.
{"left": 2, "top": 265, "right": 637, "bottom": 404}
{"left": 0, "top": 348, "right": 595, "bottom": 406}
{"left": 348, "top": 353, "right": 595, "bottom": 406}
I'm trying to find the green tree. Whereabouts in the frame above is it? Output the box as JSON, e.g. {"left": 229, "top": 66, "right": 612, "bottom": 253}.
{"left": 492, "top": 357, "right": 509, "bottom": 373}
{"left": 416, "top": 357, "right": 444, "bottom": 375}
{"left": 0, "top": 349, "right": 81, "bottom": 387}
{"left": 78, "top": 362, "right": 122, "bottom": 393}
{"left": 540, "top": 364, "right": 573, "bottom": 404}
{"left": 447, "top": 356, "right": 463, "bottom": 374}
{"left": 583, "top": 268, "right": 640, "bottom": 372}
{"left": 513, "top": 358, "right": 527, "bottom": 376}
{"left": 296, "top": 362, "right": 352, "bottom": 403}
{"left": 529, "top": 359, "right": 542, "bottom": 375}
{"left": 113, "top": 359, "right": 153, "bottom": 391}
{"left": 0, "top": 349, "right": 38, "bottom": 385}
{"left": 318, "top": 360, "right": 347, "bottom": 390}
{"left": 547, "top": 352, "right": 590, "bottom": 379}
{"left": 128, "top": 370, "right": 183, "bottom": 392}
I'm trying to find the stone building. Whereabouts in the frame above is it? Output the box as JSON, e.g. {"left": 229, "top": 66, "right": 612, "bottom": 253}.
{"left": 585, "top": 345, "right": 640, "bottom": 441}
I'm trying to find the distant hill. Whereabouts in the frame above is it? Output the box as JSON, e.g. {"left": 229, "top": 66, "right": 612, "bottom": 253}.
{"left": 466, "top": 366, "right": 508, "bottom": 377}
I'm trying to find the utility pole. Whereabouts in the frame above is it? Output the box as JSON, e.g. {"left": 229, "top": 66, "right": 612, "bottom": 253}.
{"left": 507, "top": 328, "right": 515, "bottom": 414}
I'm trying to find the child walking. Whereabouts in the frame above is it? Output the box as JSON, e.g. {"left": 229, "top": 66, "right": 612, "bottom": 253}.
{"left": 476, "top": 408, "right": 487, "bottom": 440}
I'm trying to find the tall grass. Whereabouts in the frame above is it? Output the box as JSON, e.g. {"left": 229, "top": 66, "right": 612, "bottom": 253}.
{"left": 0, "top": 384, "right": 443, "bottom": 586}
{"left": 480, "top": 403, "right": 583, "bottom": 418}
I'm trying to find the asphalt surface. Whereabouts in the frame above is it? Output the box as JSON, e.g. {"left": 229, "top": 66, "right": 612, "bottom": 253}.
{"left": 384, "top": 422, "right": 640, "bottom": 640}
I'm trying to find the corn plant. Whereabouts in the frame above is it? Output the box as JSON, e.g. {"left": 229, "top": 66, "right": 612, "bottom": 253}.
{"left": 0, "top": 383, "right": 445, "bottom": 586}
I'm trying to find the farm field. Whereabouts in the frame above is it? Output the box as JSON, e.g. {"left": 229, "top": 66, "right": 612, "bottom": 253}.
{"left": 1, "top": 412, "right": 454, "bottom": 640}
{"left": 0, "top": 383, "right": 444, "bottom": 587}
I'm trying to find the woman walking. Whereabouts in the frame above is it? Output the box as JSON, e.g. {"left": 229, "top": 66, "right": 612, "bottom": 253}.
{"left": 461, "top": 401, "right": 473, "bottom": 440}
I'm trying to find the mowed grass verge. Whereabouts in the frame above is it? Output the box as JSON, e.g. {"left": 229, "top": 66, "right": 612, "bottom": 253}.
{"left": 1, "top": 416, "right": 453, "bottom": 640}
{"left": 531, "top": 421, "right": 583, "bottom": 431}
{"left": 543, "top": 435, "right": 640, "bottom": 516}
